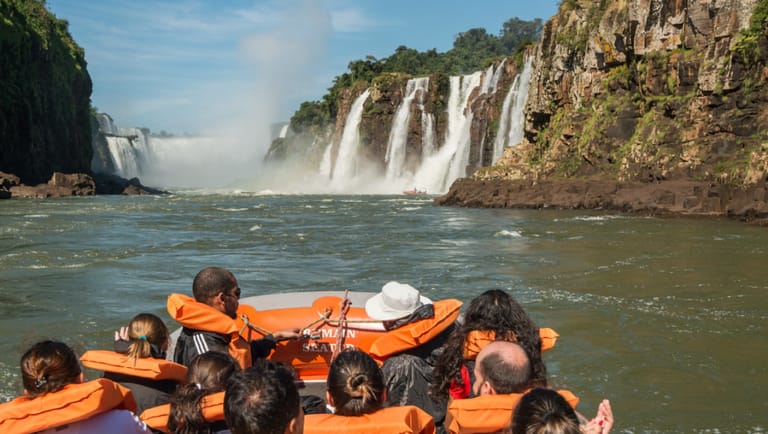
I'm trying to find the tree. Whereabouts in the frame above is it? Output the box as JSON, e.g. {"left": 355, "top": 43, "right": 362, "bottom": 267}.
{"left": 500, "top": 17, "right": 543, "bottom": 53}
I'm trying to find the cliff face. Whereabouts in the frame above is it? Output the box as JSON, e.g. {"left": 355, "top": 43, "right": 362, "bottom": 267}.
{"left": 0, "top": 0, "right": 93, "bottom": 185}
{"left": 481, "top": 0, "right": 768, "bottom": 186}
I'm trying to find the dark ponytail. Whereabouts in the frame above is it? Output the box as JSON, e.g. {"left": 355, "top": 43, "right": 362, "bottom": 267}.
{"left": 21, "top": 340, "right": 81, "bottom": 398}
{"left": 327, "top": 349, "right": 384, "bottom": 416}
{"left": 168, "top": 352, "right": 240, "bottom": 434}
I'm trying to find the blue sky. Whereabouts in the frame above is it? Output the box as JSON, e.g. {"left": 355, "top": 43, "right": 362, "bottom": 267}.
{"left": 47, "top": 0, "right": 561, "bottom": 135}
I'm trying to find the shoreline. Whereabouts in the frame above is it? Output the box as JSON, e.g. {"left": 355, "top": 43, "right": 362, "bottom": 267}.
{"left": 434, "top": 178, "right": 768, "bottom": 225}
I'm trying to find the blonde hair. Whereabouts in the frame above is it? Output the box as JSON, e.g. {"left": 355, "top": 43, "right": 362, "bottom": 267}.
{"left": 126, "top": 313, "right": 169, "bottom": 361}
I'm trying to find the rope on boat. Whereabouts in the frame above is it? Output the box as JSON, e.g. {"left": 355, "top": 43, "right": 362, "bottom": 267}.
{"left": 331, "top": 289, "right": 351, "bottom": 361}
{"left": 239, "top": 292, "right": 384, "bottom": 341}
{"left": 239, "top": 314, "right": 272, "bottom": 337}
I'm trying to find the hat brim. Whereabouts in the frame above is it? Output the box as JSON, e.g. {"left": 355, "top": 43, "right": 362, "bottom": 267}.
{"left": 365, "top": 292, "right": 433, "bottom": 321}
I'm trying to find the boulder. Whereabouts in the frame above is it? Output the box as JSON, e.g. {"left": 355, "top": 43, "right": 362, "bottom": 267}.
{"left": 9, "top": 172, "right": 95, "bottom": 198}
{"left": 92, "top": 173, "right": 168, "bottom": 195}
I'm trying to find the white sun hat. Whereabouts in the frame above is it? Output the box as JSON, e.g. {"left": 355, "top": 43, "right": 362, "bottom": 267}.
{"left": 365, "top": 281, "right": 432, "bottom": 321}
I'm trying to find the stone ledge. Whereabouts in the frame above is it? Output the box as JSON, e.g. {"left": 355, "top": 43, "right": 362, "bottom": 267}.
{"left": 434, "top": 178, "right": 768, "bottom": 225}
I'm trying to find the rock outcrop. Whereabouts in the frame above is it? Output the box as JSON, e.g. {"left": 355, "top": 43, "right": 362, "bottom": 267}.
{"left": 0, "top": 170, "right": 164, "bottom": 198}
{"left": 436, "top": 178, "right": 768, "bottom": 224}
{"left": 445, "top": 0, "right": 768, "bottom": 221}
{"left": 8, "top": 172, "right": 95, "bottom": 198}
{"left": 0, "top": 1, "right": 93, "bottom": 185}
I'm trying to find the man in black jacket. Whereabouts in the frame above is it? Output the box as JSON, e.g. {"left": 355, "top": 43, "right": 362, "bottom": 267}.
{"left": 173, "top": 266, "right": 300, "bottom": 367}
{"left": 365, "top": 281, "right": 455, "bottom": 433}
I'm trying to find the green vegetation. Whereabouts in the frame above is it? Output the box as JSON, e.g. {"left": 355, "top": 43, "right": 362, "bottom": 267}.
{"left": 287, "top": 16, "right": 543, "bottom": 133}
{"left": 732, "top": 0, "right": 768, "bottom": 64}
{"left": 555, "top": 0, "right": 609, "bottom": 67}
{"left": 0, "top": 0, "right": 93, "bottom": 184}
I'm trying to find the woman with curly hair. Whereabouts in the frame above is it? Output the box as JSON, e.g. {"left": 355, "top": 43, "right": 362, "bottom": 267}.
{"left": 431, "top": 289, "right": 547, "bottom": 401}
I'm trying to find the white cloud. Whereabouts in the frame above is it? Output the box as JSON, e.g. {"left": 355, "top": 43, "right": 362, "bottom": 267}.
{"left": 331, "top": 7, "right": 380, "bottom": 32}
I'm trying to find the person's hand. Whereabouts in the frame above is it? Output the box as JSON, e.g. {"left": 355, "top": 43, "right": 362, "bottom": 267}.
{"left": 582, "top": 399, "right": 613, "bottom": 434}
{"left": 273, "top": 328, "right": 302, "bottom": 341}
{"left": 114, "top": 326, "right": 129, "bottom": 342}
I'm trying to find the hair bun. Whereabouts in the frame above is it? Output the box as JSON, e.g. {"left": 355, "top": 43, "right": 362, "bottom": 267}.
{"left": 34, "top": 375, "right": 48, "bottom": 389}
{"left": 347, "top": 373, "right": 368, "bottom": 397}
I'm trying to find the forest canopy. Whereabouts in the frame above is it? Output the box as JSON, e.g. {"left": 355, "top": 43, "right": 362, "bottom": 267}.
{"left": 289, "top": 16, "right": 543, "bottom": 133}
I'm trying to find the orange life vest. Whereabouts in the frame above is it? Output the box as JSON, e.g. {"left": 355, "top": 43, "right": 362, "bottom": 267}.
{"left": 81, "top": 350, "right": 187, "bottom": 383}
{"left": 368, "top": 299, "right": 462, "bottom": 360}
{"left": 168, "top": 293, "right": 254, "bottom": 368}
{"left": 462, "top": 328, "right": 559, "bottom": 360}
{"left": 304, "top": 405, "right": 436, "bottom": 434}
{"left": 140, "top": 391, "right": 225, "bottom": 434}
{"left": 445, "top": 389, "right": 579, "bottom": 434}
{"left": 0, "top": 378, "right": 137, "bottom": 434}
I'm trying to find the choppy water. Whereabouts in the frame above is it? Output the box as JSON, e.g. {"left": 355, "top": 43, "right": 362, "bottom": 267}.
{"left": 1, "top": 194, "right": 766, "bottom": 432}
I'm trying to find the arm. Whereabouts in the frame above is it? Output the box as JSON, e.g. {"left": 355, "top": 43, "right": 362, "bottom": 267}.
{"left": 113, "top": 326, "right": 130, "bottom": 354}
{"left": 249, "top": 335, "right": 277, "bottom": 359}
{"left": 249, "top": 328, "right": 302, "bottom": 359}
{"left": 581, "top": 400, "right": 613, "bottom": 434}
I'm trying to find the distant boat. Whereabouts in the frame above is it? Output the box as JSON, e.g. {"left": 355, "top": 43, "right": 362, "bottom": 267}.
{"left": 402, "top": 188, "right": 427, "bottom": 195}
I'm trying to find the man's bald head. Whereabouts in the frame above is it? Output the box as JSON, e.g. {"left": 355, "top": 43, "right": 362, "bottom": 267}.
{"left": 474, "top": 341, "right": 532, "bottom": 395}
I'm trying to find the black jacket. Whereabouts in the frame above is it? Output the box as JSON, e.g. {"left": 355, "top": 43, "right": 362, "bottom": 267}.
{"left": 172, "top": 327, "right": 277, "bottom": 367}
{"left": 381, "top": 304, "right": 455, "bottom": 433}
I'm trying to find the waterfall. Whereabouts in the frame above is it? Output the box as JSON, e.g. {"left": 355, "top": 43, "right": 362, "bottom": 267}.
{"left": 93, "top": 113, "right": 151, "bottom": 179}
{"left": 319, "top": 142, "right": 333, "bottom": 178}
{"left": 279, "top": 124, "right": 289, "bottom": 138}
{"left": 488, "top": 58, "right": 506, "bottom": 94}
{"left": 412, "top": 71, "right": 483, "bottom": 193}
{"left": 328, "top": 88, "right": 371, "bottom": 189}
{"left": 479, "top": 63, "right": 499, "bottom": 96}
{"left": 492, "top": 56, "right": 534, "bottom": 162}
{"left": 421, "top": 111, "right": 436, "bottom": 159}
{"left": 385, "top": 77, "right": 429, "bottom": 181}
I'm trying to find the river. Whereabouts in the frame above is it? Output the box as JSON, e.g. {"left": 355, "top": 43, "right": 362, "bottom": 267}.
{"left": 0, "top": 194, "right": 766, "bottom": 432}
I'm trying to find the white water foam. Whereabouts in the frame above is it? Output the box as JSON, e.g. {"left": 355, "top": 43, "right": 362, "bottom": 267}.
{"left": 495, "top": 230, "right": 523, "bottom": 238}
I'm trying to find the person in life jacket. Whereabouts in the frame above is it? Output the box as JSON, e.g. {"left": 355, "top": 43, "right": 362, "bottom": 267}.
{"left": 446, "top": 341, "right": 584, "bottom": 434}
{"left": 141, "top": 351, "right": 241, "bottom": 434}
{"left": 432, "top": 289, "right": 550, "bottom": 403}
{"left": 508, "top": 388, "right": 614, "bottom": 434}
{"left": 364, "top": 282, "right": 461, "bottom": 433}
{"left": 445, "top": 341, "right": 536, "bottom": 434}
{"left": 304, "top": 348, "right": 435, "bottom": 434}
{"left": 0, "top": 340, "right": 148, "bottom": 434}
{"left": 224, "top": 360, "right": 304, "bottom": 434}
{"left": 81, "top": 312, "right": 185, "bottom": 414}
{"left": 172, "top": 267, "right": 302, "bottom": 368}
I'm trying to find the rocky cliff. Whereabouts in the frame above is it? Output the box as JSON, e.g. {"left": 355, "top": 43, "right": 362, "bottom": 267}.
{"left": 442, "top": 0, "right": 768, "bottom": 221}
{"left": 0, "top": 0, "right": 93, "bottom": 185}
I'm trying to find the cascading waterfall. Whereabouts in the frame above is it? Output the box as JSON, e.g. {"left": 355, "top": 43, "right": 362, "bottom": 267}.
{"left": 319, "top": 141, "right": 333, "bottom": 178}
{"left": 421, "top": 110, "right": 436, "bottom": 159}
{"left": 492, "top": 56, "right": 533, "bottom": 162}
{"left": 479, "top": 63, "right": 496, "bottom": 96}
{"left": 93, "top": 113, "right": 151, "bottom": 179}
{"left": 385, "top": 77, "right": 429, "bottom": 181}
{"left": 412, "top": 71, "right": 483, "bottom": 193}
{"left": 488, "top": 58, "right": 506, "bottom": 93}
{"left": 328, "top": 88, "right": 371, "bottom": 189}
